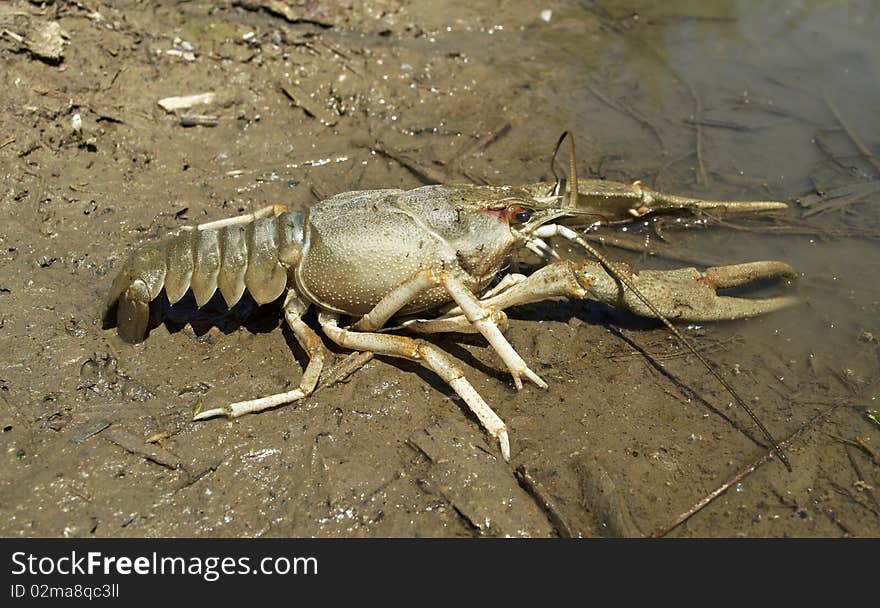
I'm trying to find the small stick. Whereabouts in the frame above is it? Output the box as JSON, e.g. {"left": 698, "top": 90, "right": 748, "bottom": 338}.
{"left": 843, "top": 444, "right": 880, "bottom": 513}
{"left": 582, "top": 232, "right": 724, "bottom": 267}
{"left": 823, "top": 90, "right": 880, "bottom": 175}
{"left": 179, "top": 114, "right": 219, "bottom": 127}
{"left": 684, "top": 117, "right": 757, "bottom": 132}
{"left": 455, "top": 122, "right": 512, "bottom": 159}
{"left": 0, "top": 137, "right": 15, "bottom": 150}
{"left": 586, "top": 83, "right": 666, "bottom": 154}
{"left": 364, "top": 142, "right": 447, "bottom": 185}
{"left": 515, "top": 465, "right": 575, "bottom": 538}
{"left": 802, "top": 190, "right": 874, "bottom": 218}
{"left": 855, "top": 437, "right": 880, "bottom": 466}
{"left": 828, "top": 433, "right": 880, "bottom": 467}
{"left": 102, "top": 427, "right": 184, "bottom": 471}
{"left": 691, "top": 86, "right": 709, "bottom": 186}
{"left": 315, "top": 351, "right": 374, "bottom": 392}
{"left": 652, "top": 405, "right": 840, "bottom": 537}
{"left": 1, "top": 29, "right": 25, "bottom": 44}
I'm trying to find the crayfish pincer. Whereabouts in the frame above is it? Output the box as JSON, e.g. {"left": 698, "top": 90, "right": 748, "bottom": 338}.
{"left": 106, "top": 177, "right": 797, "bottom": 463}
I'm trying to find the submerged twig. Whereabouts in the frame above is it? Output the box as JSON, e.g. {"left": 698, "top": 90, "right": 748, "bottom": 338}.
{"left": 797, "top": 180, "right": 880, "bottom": 208}
{"left": 696, "top": 211, "right": 880, "bottom": 240}
{"left": 690, "top": 84, "right": 709, "bottom": 186}
{"left": 586, "top": 83, "right": 666, "bottom": 154}
{"left": 842, "top": 444, "right": 880, "bottom": 514}
{"left": 582, "top": 232, "right": 725, "bottom": 267}
{"left": 823, "top": 90, "right": 880, "bottom": 175}
{"left": 801, "top": 190, "right": 875, "bottom": 218}
{"left": 684, "top": 117, "right": 758, "bottom": 132}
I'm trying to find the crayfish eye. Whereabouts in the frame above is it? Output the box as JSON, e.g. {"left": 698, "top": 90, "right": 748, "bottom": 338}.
{"left": 508, "top": 205, "right": 533, "bottom": 224}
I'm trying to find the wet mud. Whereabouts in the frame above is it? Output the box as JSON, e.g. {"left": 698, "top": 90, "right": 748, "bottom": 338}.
{"left": 1, "top": 0, "right": 879, "bottom": 537}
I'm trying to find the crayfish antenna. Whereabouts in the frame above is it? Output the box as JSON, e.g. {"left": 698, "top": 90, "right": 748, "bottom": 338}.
{"left": 548, "top": 131, "right": 791, "bottom": 471}
{"left": 549, "top": 131, "right": 580, "bottom": 209}
{"left": 568, "top": 132, "right": 578, "bottom": 209}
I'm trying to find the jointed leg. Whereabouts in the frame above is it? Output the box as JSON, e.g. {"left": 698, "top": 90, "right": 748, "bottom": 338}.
{"left": 351, "top": 267, "right": 545, "bottom": 389}
{"left": 400, "top": 309, "right": 509, "bottom": 335}
{"left": 353, "top": 268, "right": 441, "bottom": 332}
{"left": 319, "top": 312, "right": 511, "bottom": 461}
{"left": 193, "top": 290, "right": 328, "bottom": 420}
{"left": 437, "top": 270, "right": 546, "bottom": 390}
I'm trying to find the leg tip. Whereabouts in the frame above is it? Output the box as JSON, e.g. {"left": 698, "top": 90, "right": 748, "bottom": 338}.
{"left": 192, "top": 404, "right": 231, "bottom": 421}
{"left": 525, "top": 368, "right": 548, "bottom": 389}
{"left": 499, "top": 430, "right": 510, "bottom": 462}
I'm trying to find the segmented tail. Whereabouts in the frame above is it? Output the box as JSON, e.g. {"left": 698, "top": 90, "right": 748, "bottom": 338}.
{"left": 106, "top": 211, "right": 306, "bottom": 342}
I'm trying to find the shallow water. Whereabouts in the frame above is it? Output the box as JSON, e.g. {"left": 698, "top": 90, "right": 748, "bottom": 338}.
{"left": 572, "top": 1, "right": 880, "bottom": 390}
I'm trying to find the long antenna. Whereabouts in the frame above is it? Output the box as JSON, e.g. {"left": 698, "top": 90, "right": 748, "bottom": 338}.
{"left": 552, "top": 132, "right": 791, "bottom": 471}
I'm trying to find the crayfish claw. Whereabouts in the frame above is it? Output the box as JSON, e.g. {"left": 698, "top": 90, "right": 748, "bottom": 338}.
{"left": 578, "top": 260, "right": 798, "bottom": 322}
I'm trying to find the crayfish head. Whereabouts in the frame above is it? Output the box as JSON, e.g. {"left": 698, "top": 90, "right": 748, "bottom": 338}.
{"left": 453, "top": 192, "right": 570, "bottom": 277}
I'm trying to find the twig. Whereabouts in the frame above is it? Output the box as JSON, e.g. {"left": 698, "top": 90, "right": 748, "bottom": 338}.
{"left": 652, "top": 404, "right": 840, "bottom": 537}
{"left": 827, "top": 433, "right": 880, "bottom": 467}
{"left": 605, "top": 28, "right": 708, "bottom": 184}
{"left": 179, "top": 114, "right": 219, "bottom": 127}
{"left": 684, "top": 117, "right": 757, "bottom": 132}
{"left": 454, "top": 121, "right": 512, "bottom": 161}
{"left": 855, "top": 437, "right": 880, "bottom": 466}
{"left": 359, "top": 141, "right": 447, "bottom": 185}
{"left": 823, "top": 90, "right": 880, "bottom": 175}
{"left": 696, "top": 211, "right": 880, "bottom": 240}
{"left": 279, "top": 83, "right": 337, "bottom": 126}
{"left": 514, "top": 465, "right": 575, "bottom": 538}
{"left": 582, "top": 232, "right": 724, "bottom": 267}
{"left": 158, "top": 92, "right": 215, "bottom": 113}
{"left": 71, "top": 418, "right": 112, "bottom": 442}
{"left": 843, "top": 444, "right": 880, "bottom": 514}
{"left": 690, "top": 85, "right": 709, "bottom": 186}
{"left": 1, "top": 28, "right": 25, "bottom": 45}
{"left": 102, "top": 426, "right": 184, "bottom": 471}
{"left": 801, "top": 189, "right": 875, "bottom": 218}
{"left": 586, "top": 83, "right": 666, "bottom": 154}
{"left": 609, "top": 335, "right": 741, "bottom": 362}
{"left": 797, "top": 180, "right": 880, "bottom": 209}
{"left": 0, "top": 137, "right": 15, "bottom": 150}
{"left": 315, "top": 351, "right": 373, "bottom": 392}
